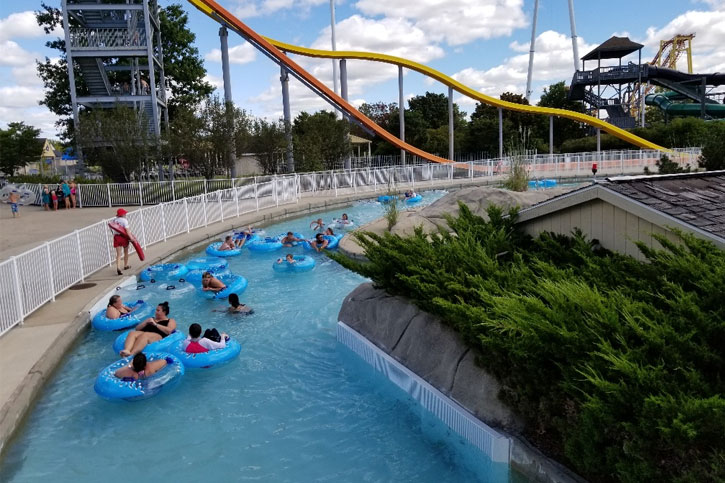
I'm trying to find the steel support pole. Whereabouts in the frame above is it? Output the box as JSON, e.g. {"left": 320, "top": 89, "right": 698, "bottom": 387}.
{"left": 549, "top": 116, "right": 554, "bottom": 157}
{"left": 525, "top": 0, "right": 539, "bottom": 101}
{"left": 398, "top": 65, "right": 405, "bottom": 165}
{"left": 597, "top": 129, "right": 601, "bottom": 153}
{"left": 498, "top": 108, "right": 503, "bottom": 158}
{"left": 448, "top": 86, "right": 454, "bottom": 160}
{"left": 61, "top": 0, "right": 84, "bottom": 173}
{"left": 340, "top": 59, "right": 351, "bottom": 170}
{"left": 280, "top": 66, "right": 294, "bottom": 172}
{"left": 329, "top": 0, "right": 338, "bottom": 98}
{"left": 220, "top": 26, "right": 237, "bottom": 178}
{"left": 567, "top": 0, "right": 580, "bottom": 72}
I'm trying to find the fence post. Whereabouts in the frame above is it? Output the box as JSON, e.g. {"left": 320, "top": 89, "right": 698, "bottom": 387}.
{"left": 75, "top": 230, "right": 84, "bottom": 282}
{"left": 161, "top": 203, "right": 167, "bottom": 241}
{"left": 138, "top": 182, "right": 143, "bottom": 206}
{"left": 77, "top": 184, "right": 83, "bottom": 208}
{"left": 373, "top": 170, "right": 377, "bottom": 192}
{"left": 204, "top": 179, "right": 208, "bottom": 194}
{"left": 171, "top": 180, "right": 176, "bottom": 201}
{"left": 219, "top": 191, "right": 224, "bottom": 221}
{"left": 202, "top": 193, "right": 208, "bottom": 227}
{"left": 139, "top": 209, "right": 148, "bottom": 249}
{"left": 254, "top": 182, "right": 259, "bottom": 212}
{"left": 183, "top": 199, "right": 190, "bottom": 233}
{"left": 235, "top": 187, "right": 240, "bottom": 216}
{"left": 274, "top": 179, "right": 279, "bottom": 207}
{"left": 107, "top": 184, "right": 112, "bottom": 208}
{"left": 296, "top": 174, "right": 300, "bottom": 203}
{"left": 44, "top": 242, "right": 56, "bottom": 301}
{"left": 469, "top": 161, "right": 473, "bottom": 179}
{"left": 11, "top": 257, "right": 24, "bottom": 323}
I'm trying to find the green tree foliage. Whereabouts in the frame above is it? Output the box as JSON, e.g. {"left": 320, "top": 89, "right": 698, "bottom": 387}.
{"left": 292, "top": 111, "right": 350, "bottom": 171}
{"left": 699, "top": 120, "right": 725, "bottom": 171}
{"left": 330, "top": 204, "right": 725, "bottom": 482}
{"left": 77, "top": 106, "right": 154, "bottom": 182}
{"left": 0, "top": 122, "right": 43, "bottom": 175}
{"left": 250, "top": 118, "right": 286, "bottom": 174}
{"left": 35, "top": 3, "right": 212, "bottom": 141}
{"left": 644, "top": 154, "right": 691, "bottom": 175}
{"left": 535, "top": 81, "right": 587, "bottom": 147}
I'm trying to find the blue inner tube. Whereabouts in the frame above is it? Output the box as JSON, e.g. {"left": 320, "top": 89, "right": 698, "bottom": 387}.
{"left": 206, "top": 242, "right": 242, "bottom": 257}
{"left": 92, "top": 300, "right": 155, "bottom": 331}
{"left": 170, "top": 339, "right": 241, "bottom": 369}
{"left": 232, "top": 231, "right": 262, "bottom": 244}
{"left": 139, "top": 263, "right": 189, "bottom": 282}
{"left": 272, "top": 255, "right": 316, "bottom": 273}
{"left": 276, "top": 232, "right": 305, "bottom": 246}
{"left": 405, "top": 194, "right": 422, "bottom": 203}
{"left": 199, "top": 273, "right": 249, "bottom": 299}
{"left": 94, "top": 352, "right": 184, "bottom": 401}
{"left": 247, "top": 236, "right": 283, "bottom": 252}
{"left": 159, "top": 280, "right": 197, "bottom": 299}
{"left": 302, "top": 234, "right": 341, "bottom": 251}
{"left": 184, "top": 267, "right": 231, "bottom": 283}
{"left": 378, "top": 195, "right": 394, "bottom": 203}
{"left": 112, "top": 329, "right": 186, "bottom": 355}
{"left": 185, "top": 257, "right": 228, "bottom": 272}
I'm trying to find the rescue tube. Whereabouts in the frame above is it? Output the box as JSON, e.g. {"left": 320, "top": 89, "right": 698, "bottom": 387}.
{"left": 404, "top": 194, "right": 423, "bottom": 203}
{"left": 272, "top": 255, "right": 316, "bottom": 273}
{"left": 199, "top": 273, "right": 248, "bottom": 299}
{"left": 246, "top": 236, "right": 283, "bottom": 252}
{"left": 170, "top": 339, "right": 241, "bottom": 369}
{"left": 112, "top": 329, "right": 186, "bottom": 355}
{"left": 302, "top": 234, "right": 342, "bottom": 251}
{"left": 109, "top": 221, "right": 145, "bottom": 261}
{"left": 206, "top": 241, "right": 242, "bottom": 257}
{"left": 92, "top": 300, "right": 155, "bottom": 331}
{"left": 139, "top": 263, "right": 189, "bottom": 282}
{"left": 0, "top": 184, "right": 36, "bottom": 205}
{"left": 94, "top": 352, "right": 184, "bottom": 401}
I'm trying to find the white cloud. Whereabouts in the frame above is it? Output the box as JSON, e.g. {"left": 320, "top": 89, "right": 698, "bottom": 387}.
{"left": 12, "top": 63, "right": 44, "bottom": 86}
{"left": 452, "top": 30, "right": 594, "bottom": 99}
{"left": 229, "top": 0, "right": 327, "bottom": 18}
{"left": 0, "top": 86, "right": 45, "bottom": 108}
{"left": 204, "top": 74, "right": 224, "bottom": 91}
{"left": 354, "top": 0, "right": 528, "bottom": 46}
{"left": 205, "top": 42, "right": 257, "bottom": 65}
{"left": 0, "top": 106, "right": 59, "bottom": 137}
{"left": 0, "top": 11, "right": 46, "bottom": 42}
{"left": 0, "top": 40, "right": 39, "bottom": 67}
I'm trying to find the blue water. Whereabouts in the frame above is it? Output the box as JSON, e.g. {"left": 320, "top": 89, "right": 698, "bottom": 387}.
{"left": 1, "top": 191, "right": 510, "bottom": 482}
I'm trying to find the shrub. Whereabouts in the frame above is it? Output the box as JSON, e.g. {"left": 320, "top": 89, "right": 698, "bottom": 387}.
{"left": 330, "top": 203, "right": 725, "bottom": 482}
{"left": 644, "top": 154, "right": 691, "bottom": 175}
{"left": 699, "top": 120, "right": 725, "bottom": 171}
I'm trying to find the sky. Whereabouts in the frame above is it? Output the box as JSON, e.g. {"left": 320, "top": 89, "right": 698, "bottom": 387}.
{"left": 1, "top": 0, "right": 724, "bottom": 138}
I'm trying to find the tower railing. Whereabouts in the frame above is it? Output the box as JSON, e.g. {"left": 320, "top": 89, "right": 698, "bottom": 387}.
{"left": 69, "top": 27, "right": 147, "bottom": 50}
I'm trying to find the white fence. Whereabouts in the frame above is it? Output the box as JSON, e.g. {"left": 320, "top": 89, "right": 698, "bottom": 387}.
{"left": 0, "top": 176, "right": 298, "bottom": 337}
{"left": 1, "top": 147, "right": 700, "bottom": 336}
{"left": 18, "top": 147, "right": 701, "bottom": 208}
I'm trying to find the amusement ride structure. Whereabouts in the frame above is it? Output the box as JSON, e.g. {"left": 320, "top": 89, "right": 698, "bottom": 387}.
{"left": 61, "top": 0, "right": 724, "bottom": 172}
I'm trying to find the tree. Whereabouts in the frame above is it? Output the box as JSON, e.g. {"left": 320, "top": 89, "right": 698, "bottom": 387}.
{"left": 250, "top": 119, "right": 286, "bottom": 174}
{"left": 536, "top": 81, "right": 587, "bottom": 150}
{"left": 699, "top": 120, "right": 725, "bottom": 171}
{"left": 0, "top": 123, "right": 43, "bottom": 175}
{"left": 292, "top": 111, "right": 350, "bottom": 171}
{"left": 77, "top": 106, "right": 154, "bottom": 182}
{"left": 35, "top": 3, "right": 213, "bottom": 142}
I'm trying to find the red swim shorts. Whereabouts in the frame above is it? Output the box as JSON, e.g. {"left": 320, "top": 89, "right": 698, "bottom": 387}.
{"left": 113, "top": 234, "right": 129, "bottom": 248}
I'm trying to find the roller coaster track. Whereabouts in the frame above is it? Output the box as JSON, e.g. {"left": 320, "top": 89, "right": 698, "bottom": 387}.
{"left": 188, "top": 0, "right": 666, "bottom": 164}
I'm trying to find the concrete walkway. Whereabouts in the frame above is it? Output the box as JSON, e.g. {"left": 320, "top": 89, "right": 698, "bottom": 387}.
{"left": 0, "top": 175, "right": 578, "bottom": 456}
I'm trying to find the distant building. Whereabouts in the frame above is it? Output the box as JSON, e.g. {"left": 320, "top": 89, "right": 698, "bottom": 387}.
{"left": 20, "top": 139, "right": 76, "bottom": 175}
{"left": 517, "top": 171, "right": 725, "bottom": 258}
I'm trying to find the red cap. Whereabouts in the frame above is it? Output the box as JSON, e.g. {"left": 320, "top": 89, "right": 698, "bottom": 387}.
{"left": 116, "top": 208, "right": 128, "bottom": 216}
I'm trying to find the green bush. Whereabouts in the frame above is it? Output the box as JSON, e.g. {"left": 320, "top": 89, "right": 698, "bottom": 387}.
{"left": 330, "top": 203, "right": 725, "bottom": 482}
{"left": 699, "top": 120, "right": 725, "bottom": 171}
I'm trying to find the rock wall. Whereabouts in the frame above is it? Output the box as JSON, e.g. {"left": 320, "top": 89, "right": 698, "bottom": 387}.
{"left": 339, "top": 282, "right": 586, "bottom": 483}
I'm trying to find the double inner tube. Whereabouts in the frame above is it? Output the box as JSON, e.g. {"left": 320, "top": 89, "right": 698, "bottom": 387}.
{"left": 94, "top": 352, "right": 184, "bottom": 401}
{"left": 170, "top": 339, "right": 242, "bottom": 369}
{"left": 139, "top": 263, "right": 189, "bottom": 282}
{"left": 92, "top": 300, "right": 155, "bottom": 331}
{"left": 206, "top": 242, "right": 242, "bottom": 257}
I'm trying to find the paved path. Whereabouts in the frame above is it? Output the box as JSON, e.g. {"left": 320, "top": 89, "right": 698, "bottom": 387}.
{"left": 0, "top": 205, "right": 139, "bottom": 261}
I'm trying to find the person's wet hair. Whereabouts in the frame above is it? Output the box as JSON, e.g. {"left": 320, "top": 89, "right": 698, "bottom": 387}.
{"left": 108, "top": 294, "right": 121, "bottom": 306}
{"left": 228, "top": 293, "right": 240, "bottom": 308}
{"left": 132, "top": 353, "right": 147, "bottom": 372}
{"left": 159, "top": 301, "right": 170, "bottom": 315}
{"left": 189, "top": 323, "right": 201, "bottom": 338}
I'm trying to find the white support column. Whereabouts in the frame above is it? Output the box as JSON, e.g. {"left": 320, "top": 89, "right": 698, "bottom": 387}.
{"left": 11, "top": 257, "right": 24, "bottom": 322}
{"left": 398, "top": 65, "right": 405, "bottom": 165}
{"left": 254, "top": 182, "right": 259, "bottom": 212}
{"left": 183, "top": 199, "right": 190, "bottom": 233}
{"left": 218, "top": 191, "right": 224, "bottom": 221}
{"left": 448, "top": 86, "right": 454, "bottom": 160}
{"left": 161, "top": 203, "right": 168, "bottom": 241}
{"left": 498, "top": 108, "right": 503, "bottom": 158}
{"left": 525, "top": 0, "right": 540, "bottom": 101}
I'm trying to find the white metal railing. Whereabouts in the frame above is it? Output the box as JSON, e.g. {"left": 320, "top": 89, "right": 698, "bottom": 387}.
{"left": 69, "top": 27, "right": 147, "bottom": 49}
{"left": 0, "top": 177, "right": 298, "bottom": 337}
{"left": 19, "top": 148, "right": 700, "bottom": 209}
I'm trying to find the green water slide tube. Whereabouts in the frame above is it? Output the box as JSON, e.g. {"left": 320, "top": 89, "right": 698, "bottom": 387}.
{"left": 645, "top": 93, "right": 725, "bottom": 118}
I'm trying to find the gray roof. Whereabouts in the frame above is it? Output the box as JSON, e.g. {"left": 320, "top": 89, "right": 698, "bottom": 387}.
{"left": 582, "top": 36, "right": 643, "bottom": 61}
{"left": 604, "top": 171, "right": 725, "bottom": 240}
{"left": 517, "top": 170, "right": 725, "bottom": 247}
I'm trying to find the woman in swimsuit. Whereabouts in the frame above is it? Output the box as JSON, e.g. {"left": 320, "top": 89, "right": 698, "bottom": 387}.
{"left": 105, "top": 294, "right": 134, "bottom": 319}
{"left": 119, "top": 301, "right": 177, "bottom": 357}
{"left": 311, "top": 233, "right": 329, "bottom": 253}
{"left": 114, "top": 352, "right": 169, "bottom": 380}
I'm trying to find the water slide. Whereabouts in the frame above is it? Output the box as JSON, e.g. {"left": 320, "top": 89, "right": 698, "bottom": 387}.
{"left": 645, "top": 93, "right": 725, "bottom": 119}
{"left": 187, "top": 0, "right": 667, "bottom": 161}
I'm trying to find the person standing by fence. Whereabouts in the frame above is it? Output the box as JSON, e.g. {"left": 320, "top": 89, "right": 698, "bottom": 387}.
{"left": 111, "top": 208, "right": 133, "bottom": 276}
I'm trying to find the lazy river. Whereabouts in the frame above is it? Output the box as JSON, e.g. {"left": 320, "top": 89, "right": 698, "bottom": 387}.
{"left": 1, "top": 191, "right": 515, "bottom": 482}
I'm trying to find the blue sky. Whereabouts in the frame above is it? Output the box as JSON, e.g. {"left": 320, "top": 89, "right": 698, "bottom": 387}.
{"left": 1, "top": 0, "right": 723, "bottom": 137}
